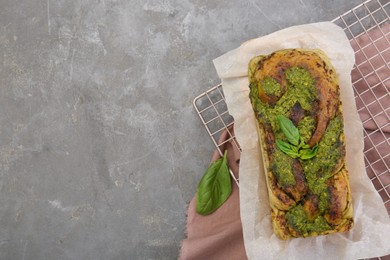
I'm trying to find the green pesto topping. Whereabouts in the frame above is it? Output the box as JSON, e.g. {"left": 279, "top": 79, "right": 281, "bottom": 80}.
{"left": 302, "top": 116, "right": 343, "bottom": 179}
{"left": 284, "top": 116, "right": 344, "bottom": 230}
{"left": 285, "top": 66, "right": 315, "bottom": 88}
{"left": 318, "top": 191, "right": 330, "bottom": 212}
{"left": 271, "top": 148, "right": 296, "bottom": 188}
{"left": 284, "top": 67, "right": 316, "bottom": 111}
{"left": 261, "top": 77, "right": 282, "bottom": 96}
{"left": 286, "top": 205, "right": 331, "bottom": 235}
{"left": 301, "top": 116, "right": 343, "bottom": 213}
{"left": 250, "top": 66, "right": 317, "bottom": 134}
{"left": 298, "top": 116, "right": 316, "bottom": 143}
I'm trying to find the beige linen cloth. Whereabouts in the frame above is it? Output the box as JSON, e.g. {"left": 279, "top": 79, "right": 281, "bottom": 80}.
{"left": 180, "top": 25, "right": 389, "bottom": 260}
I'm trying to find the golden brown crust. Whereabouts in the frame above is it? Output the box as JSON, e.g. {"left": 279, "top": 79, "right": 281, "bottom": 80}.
{"left": 325, "top": 168, "right": 349, "bottom": 225}
{"left": 303, "top": 194, "right": 320, "bottom": 220}
{"left": 268, "top": 171, "right": 296, "bottom": 210}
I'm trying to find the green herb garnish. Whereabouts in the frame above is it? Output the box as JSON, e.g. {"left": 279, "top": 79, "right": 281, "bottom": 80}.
{"left": 196, "top": 150, "right": 232, "bottom": 215}
{"left": 276, "top": 115, "right": 318, "bottom": 160}
{"left": 277, "top": 115, "right": 300, "bottom": 146}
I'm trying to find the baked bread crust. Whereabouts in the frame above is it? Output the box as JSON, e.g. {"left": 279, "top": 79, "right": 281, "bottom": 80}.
{"left": 248, "top": 49, "right": 353, "bottom": 240}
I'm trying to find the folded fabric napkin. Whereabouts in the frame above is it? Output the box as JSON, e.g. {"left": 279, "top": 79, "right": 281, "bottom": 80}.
{"left": 180, "top": 25, "right": 389, "bottom": 260}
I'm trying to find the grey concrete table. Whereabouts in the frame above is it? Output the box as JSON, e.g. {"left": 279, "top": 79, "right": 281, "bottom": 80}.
{"left": 0, "top": 0, "right": 363, "bottom": 259}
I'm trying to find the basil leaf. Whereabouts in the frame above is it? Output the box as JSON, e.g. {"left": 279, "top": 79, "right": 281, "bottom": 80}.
{"left": 277, "top": 115, "right": 300, "bottom": 146}
{"left": 196, "top": 151, "right": 232, "bottom": 215}
{"left": 276, "top": 115, "right": 320, "bottom": 160}
{"left": 276, "top": 139, "right": 299, "bottom": 158}
{"left": 298, "top": 136, "right": 308, "bottom": 149}
{"left": 299, "top": 144, "right": 319, "bottom": 160}
{"left": 291, "top": 145, "right": 299, "bottom": 153}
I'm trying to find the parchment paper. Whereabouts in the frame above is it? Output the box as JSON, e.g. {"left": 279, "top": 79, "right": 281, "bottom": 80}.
{"left": 213, "top": 22, "right": 390, "bottom": 260}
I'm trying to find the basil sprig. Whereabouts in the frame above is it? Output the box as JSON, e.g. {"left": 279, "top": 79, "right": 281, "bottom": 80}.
{"left": 196, "top": 150, "right": 232, "bottom": 215}
{"left": 276, "top": 115, "right": 318, "bottom": 160}
{"left": 277, "top": 115, "right": 300, "bottom": 146}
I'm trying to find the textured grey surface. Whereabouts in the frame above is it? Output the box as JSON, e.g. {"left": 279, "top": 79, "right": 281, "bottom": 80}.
{"left": 0, "top": 0, "right": 363, "bottom": 259}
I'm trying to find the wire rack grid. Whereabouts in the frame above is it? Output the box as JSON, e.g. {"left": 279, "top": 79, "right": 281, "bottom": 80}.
{"left": 193, "top": 0, "right": 390, "bottom": 216}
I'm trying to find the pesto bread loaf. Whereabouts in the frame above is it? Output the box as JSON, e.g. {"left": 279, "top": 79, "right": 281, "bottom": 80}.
{"left": 248, "top": 49, "right": 353, "bottom": 240}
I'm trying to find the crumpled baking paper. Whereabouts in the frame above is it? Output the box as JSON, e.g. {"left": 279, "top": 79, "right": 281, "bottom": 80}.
{"left": 213, "top": 22, "right": 390, "bottom": 260}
